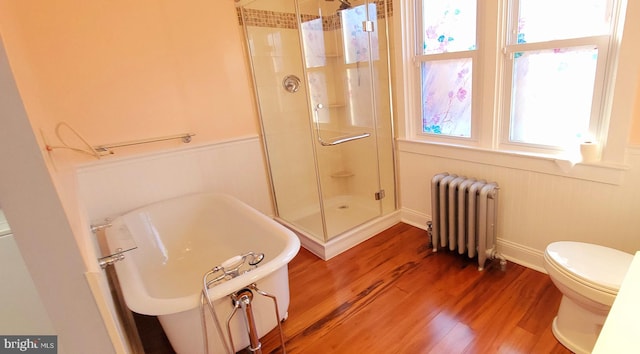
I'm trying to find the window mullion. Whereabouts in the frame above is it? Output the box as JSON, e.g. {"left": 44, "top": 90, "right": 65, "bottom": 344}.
{"left": 478, "top": 0, "right": 504, "bottom": 149}
{"left": 498, "top": 39, "right": 514, "bottom": 150}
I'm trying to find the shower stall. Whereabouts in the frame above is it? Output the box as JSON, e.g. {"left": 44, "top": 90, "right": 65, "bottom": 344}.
{"left": 237, "top": 0, "right": 396, "bottom": 258}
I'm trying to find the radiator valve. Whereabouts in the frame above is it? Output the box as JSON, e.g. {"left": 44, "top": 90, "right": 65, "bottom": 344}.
{"left": 485, "top": 248, "right": 507, "bottom": 272}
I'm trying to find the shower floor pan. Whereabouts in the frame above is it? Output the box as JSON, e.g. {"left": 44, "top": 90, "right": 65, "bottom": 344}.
{"left": 278, "top": 195, "right": 400, "bottom": 260}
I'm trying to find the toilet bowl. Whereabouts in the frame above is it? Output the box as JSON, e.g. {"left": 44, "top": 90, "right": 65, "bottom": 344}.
{"left": 544, "top": 241, "right": 633, "bottom": 354}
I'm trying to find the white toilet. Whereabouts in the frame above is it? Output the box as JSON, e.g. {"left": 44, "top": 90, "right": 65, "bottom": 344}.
{"left": 544, "top": 241, "right": 633, "bottom": 354}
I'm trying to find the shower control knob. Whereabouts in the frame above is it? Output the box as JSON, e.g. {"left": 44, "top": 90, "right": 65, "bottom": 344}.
{"left": 282, "top": 75, "right": 301, "bottom": 93}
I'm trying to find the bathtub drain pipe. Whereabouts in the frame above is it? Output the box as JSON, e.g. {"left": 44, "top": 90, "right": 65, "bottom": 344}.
{"left": 232, "top": 289, "right": 262, "bottom": 353}
{"left": 250, "top": 283, "right": 287, "bottom": 353}
{"left": 225, "top": 284, "right": 288, "bottom": 354}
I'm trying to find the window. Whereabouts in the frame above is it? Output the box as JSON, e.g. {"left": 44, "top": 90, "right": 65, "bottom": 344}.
{"left": 417, "top": 0, "right": 476, "bottom": 138}
{"left": 410, "top": 0, "right": 622, "bottom": 157}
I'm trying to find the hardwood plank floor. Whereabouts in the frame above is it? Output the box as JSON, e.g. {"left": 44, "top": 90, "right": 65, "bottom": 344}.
{"left": 136, "top": 223, "right": 571, "bottom": 354}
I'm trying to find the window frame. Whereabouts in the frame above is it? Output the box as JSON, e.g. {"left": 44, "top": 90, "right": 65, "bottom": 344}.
{"left": 412, "top": 0, "right": 482, "bottom": 146}
{"left": 499, "top": 0, "right": 615, "bottom": 155}
{"left": 400, "top": 0, "right": 632, "bottom": 164}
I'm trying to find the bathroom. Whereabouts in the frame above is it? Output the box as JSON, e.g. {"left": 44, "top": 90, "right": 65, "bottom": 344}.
{"left": 0, "top": 0, "right": 639, "bottom": 353}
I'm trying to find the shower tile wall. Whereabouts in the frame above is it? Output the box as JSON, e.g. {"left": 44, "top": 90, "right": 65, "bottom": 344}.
{"left": 240, "top": 0, "right": 396, "bottom": 220}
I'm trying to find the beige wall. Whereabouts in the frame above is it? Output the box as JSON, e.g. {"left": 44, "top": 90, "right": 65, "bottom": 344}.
{"left": 0, "top": 0, "right": 259, "bottom": 164}
{"left": 0, "top": 0, "right": 262, "bottom": 275}
{"left": 0, "top": 1, "right": 261, "bottom": 351}
{"left": 630, "top": 71, "right": 640, "bottom": 145}
{"left": 0, "top": 35, "right": 116, "bottom": 352}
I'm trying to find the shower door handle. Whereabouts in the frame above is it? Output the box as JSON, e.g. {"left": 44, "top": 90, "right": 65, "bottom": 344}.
{"left": 318, "top": 133, "right": 371, "bottom": 146}
{"left": 313, "top": 103, "right": 371, "bottom": 146}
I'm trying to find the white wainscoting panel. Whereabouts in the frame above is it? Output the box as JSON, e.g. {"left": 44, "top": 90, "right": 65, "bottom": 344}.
{"left": 398, "top": 143, "right": 640, "bottom": 271}
{"left": 76, "top": 135, "right": 272, "bottom": 224}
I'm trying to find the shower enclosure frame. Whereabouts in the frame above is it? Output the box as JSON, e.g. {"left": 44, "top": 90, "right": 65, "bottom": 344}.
{"left": 238, "top": 0, "right": 398, "bottom": 259}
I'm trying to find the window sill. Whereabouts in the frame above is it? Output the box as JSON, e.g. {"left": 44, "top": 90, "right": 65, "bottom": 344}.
{"left": 397, "top": 139, "right": 629, "bottom": 185}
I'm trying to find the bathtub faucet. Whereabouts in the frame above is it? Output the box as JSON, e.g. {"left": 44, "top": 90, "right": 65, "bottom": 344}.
{"left": 98, "top": 248, "right": 125, "bottom": 269}
{"left": 200, "top": 252, "right": 267, "bottom": 354}
{"left": 205, "top": 252, "right": 265, "bottom": 288}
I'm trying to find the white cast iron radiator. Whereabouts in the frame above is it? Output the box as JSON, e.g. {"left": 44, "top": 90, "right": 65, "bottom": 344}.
{"left": 429, "top": 172, "right": 506, "bottom": 271}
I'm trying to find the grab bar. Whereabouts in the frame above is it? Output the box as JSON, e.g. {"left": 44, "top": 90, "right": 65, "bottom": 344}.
{"left": 318, "top": 133, "right": 370, "bottom": 146}
{"left": 93, "top": 133, "right": 195, "bottom": 153}
{"left": 313, "top": 103, "right": 371, "bottom": 146}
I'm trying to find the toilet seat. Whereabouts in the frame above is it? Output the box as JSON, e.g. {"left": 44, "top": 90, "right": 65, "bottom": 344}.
{"left": 545, "top": 241, "right": 633, "bottom": 294}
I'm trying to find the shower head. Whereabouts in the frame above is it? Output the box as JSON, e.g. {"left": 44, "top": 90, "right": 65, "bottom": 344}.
{"left": 326, "top": 0, "right": 352, "bottom": 11}
{"left": 337, "top": 0, "right": 352, "bottom": 11}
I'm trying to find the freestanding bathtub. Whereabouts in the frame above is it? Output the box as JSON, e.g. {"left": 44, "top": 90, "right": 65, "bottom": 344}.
{"left": 105, "top": 193, "right": 300, "bottom": 354}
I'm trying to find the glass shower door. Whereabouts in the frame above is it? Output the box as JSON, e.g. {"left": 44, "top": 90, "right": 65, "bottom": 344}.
{"left": 240, "top": 0, "right": 325, "bottom": 241}
{"left": 299, "top": 0, "right": 384, "bottom": 239}
{"left": 240, "top": 0, "right": 394, "bottom": 244}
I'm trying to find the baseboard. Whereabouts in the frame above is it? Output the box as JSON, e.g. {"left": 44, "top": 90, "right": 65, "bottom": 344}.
{"left": 278, "top": 211, "right": 402, "bottom": 260}
{"left": 496, "top": 238, "right": 546, "bottom": 273}
{"left": 324, "top": 211, "right": 401, "bottom": 260}
{"left": 399, "top": 207, "right": 547, "bottom": 273}
{"left": 399, "top": 207, "right": 430, "bottom": 230}
{"left": 282, "top": 207, "right": 548, "bottom": 272}
{"left": 273, "top": 218, "right": 327, "bottom": 259}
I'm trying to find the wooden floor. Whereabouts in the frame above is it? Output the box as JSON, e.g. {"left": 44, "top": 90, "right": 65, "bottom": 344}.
{"left": 136, "top": 223, "right": 571, "bottom": 354}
